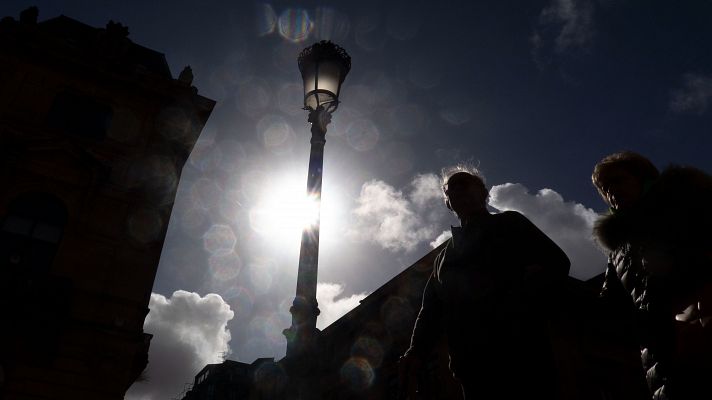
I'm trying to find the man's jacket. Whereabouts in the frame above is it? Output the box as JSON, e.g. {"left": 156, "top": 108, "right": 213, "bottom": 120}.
{"left": 408, "top": 210, "right": 570, "bottom": 397}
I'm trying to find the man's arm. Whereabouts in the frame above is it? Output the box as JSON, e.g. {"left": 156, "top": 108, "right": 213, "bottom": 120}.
{"left": 399, "top": 254, "right": 445, "bottom": 399}
{"left": 406, "top": 271, "right": 444, "bottom": 358}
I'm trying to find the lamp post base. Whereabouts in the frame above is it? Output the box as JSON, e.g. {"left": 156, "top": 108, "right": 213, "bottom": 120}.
{"left": 282, "top": 296, "right": 322, "bottom": 400}
{"left": 283, "top": 296, "right": 321, "bottom": 358}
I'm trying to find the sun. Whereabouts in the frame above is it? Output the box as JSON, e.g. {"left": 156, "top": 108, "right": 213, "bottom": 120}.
{"left": 249, "top": 175, "right": 325, "bottom": 248}
{"left": 260, "top": 189, "right": 320, "bottom": 232}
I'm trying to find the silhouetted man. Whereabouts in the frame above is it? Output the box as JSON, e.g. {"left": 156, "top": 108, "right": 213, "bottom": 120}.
{"left": 400, "top": 169, "right": 570, "bottom": 399}
{"left": 592, "top": 151, "right": 712, "bottom": 399}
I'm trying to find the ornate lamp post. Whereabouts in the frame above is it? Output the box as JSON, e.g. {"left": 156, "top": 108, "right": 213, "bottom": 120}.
{"left": 283, "top": 41, "right": 351, "bottom": 359}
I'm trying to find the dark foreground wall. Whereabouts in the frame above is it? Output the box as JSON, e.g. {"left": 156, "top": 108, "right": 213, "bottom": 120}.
{"left": 0, "top": 8, "right": 214, "bottom": 399}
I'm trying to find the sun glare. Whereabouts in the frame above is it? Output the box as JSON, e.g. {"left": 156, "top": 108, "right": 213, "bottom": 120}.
{"left": 268, "top": 191, "right": 320, "bottom": 231}
{"left": 249, "top": 177, "right": 326, "bottom": 248}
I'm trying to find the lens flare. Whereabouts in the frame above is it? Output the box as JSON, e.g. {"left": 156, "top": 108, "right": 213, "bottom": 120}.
{"left": 127, "top": 209, "right": 163, "bottom": 244}
{"left": 272, "top": 42, "right": 301, "bottom": 74}
{"left": 208, "top": 51, "right": 254, "bottom": 101}
{"left": 254, "top": 358, "right": 288, "bottom": 396}
{"left": 346, "top": 119, "right": 380, "bottom": 152}
{"left": 257, "top": 115, "right": 295, "bottom": 154}
{"left": 208, "top": 250, "right": 242, "bottom": 281}
{"left": 256, "top": 3, "right": 277, "bottom": 36}
{"left": 439, "top": 104, "right": 474, "bottom": 126}
{"left": 219, "top": 189, "right": 244, "bottom": 222}
{"left": 340, "top": 357, "right": 375, "bottom": 391}
{"left": 191, "top": 178, "right": 223, "bottom": 210}
{"left": 127, "top": 155, "right": 178, "bottom": 205}
{"left": 351, "top": 336, "right": 384, "bottom": 368}
{"left": 354, "top": 14, "right": 384, "bottom": 52}
{"left": 224, "top": 286, "right": 254, "bottom": 317}
{"left": 276, "top": 83, "right": 304, "bottom": 116}
{"left": 386, "top": 2, "right": 424, "bottom": 40}
{"left": 236, "top": 79, "right": 271, "bottom": 116}
{"left": 278, "top": 8, "right": 313, "bottom": 43}
{"left": 347, "top": 84, "right": 379, "bottom": 114}
{"left": 217, "top": 139, "right": 247, "bottom": 173}
{"left": 242, "top": 169, "right": 270, "bottom": 201}
{"left": 189, "top": 139, "right": 223, "bottom": 172}
{"left": 313, "top": 7, "right": 350, "bottom": 42}
{"left": 380, "top": 141, "right": 415, "bottom": 176}
{"left": 248, "top": 314, "right": 285, "bottom": 344}
{"left": 386, "top": 104, "right": 429, "bottom": 137}
{"left": 409, "top": 56, "right": 441, "bottom": 89}
{"left": 248, "top": 257, "right": 276, "bottom": 294}
{"left": 155, "top": 106, "right": 195, "bottom": 145}
{"left": 380, "top": 296, "right": 414, "bottom": 333}
{"left": 203, "top": 224, "right": 237, "bottom": 255}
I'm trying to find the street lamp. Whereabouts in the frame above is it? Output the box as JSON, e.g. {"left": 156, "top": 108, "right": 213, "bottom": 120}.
{"left": 284, "top": 41, "right": 351, "bottom": 360}
{"left": 299, "top": 41, "right": 351, "bottom": 113}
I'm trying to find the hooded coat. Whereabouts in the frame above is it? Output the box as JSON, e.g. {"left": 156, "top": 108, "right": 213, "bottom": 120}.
{"left": 594, "top": 166, "right": 712, "bottom": 400}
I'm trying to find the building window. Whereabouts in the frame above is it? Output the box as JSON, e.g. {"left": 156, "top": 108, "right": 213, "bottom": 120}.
{"left": 1, "top": 193, "right": 67, "bottom": 270}
{"left": 47, "top": 90, "right": 113, "bottom": 140}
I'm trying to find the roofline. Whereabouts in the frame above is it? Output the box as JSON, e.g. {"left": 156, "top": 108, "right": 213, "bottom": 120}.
{"left": 321, "top": 241, "right": 447, "bottom": 334}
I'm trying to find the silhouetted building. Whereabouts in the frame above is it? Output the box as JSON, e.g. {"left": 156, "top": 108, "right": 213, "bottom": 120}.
{"left": 179, "top": 358, "right": 281, "bottom": 400}
{"left": 316, "top": 243, "right": 460, "bottom": 400}
{"left": 0, "top": 8, "right": 214, "bottom": 399}
{"left": 185, "top": 241, "right": 646, "bottom": 399}
{"left": 316, "top": 247, "right": 642, "bottom": 400}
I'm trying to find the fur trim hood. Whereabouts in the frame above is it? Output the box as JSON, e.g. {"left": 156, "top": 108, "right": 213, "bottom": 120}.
{"left": 594, "top": 165, "right": 712, "bottom": 251}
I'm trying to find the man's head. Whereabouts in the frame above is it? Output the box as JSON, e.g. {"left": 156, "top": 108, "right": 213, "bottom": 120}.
{"left": 442, "top": 170, "right": 488, "bottom": 219}
{"left": 592, "top": 151, "right": 659, "bottom": 211}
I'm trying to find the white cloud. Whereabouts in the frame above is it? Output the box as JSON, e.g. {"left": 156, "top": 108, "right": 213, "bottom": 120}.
{"left": 532, "top": 0, "right": 595, "bottom": 65}
{"left": 348, "top": 174, "right": 448, "bottom": 252}
{"left": 670, "top": 73, "right": 712, "bottom": 114}
{"left": 348, "top": 174, "right": 605, "bottom": 280}
{"left": 316, "top": 282, "right": 369, "bottom": 330}
{"left": 409, "top": 174, "right": 442, "bottom": 208}
{"left": 429, "top": 230, "right": 452, "bottom": 248}
{"left": 125, "top": 291, "right": 234, "bottom": 400}
{"left": 489, "top": 183, "right": 605, "bottom": 280}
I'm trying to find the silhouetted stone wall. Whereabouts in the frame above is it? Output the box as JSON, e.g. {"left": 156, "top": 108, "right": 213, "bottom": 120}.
{"left": 0, "top": 8, "right": 214, "bottom": 400}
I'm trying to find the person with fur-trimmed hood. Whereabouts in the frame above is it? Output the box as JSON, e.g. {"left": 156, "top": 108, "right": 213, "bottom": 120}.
{"left": 592, "top": 151, "right": 712, "bottom": 400}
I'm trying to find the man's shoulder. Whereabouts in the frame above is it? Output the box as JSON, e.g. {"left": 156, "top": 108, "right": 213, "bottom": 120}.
{"left": 496, "top": 210, "right": 524, "bottom": 219}
{"left": 493, "top": 210, "right": 529, "bottom": 226}
{"left": 433, "top": 236, "right": 455, "bottom": 279}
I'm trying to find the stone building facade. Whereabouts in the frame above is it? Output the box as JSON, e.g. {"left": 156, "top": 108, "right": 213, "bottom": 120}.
{"left": 0, "top": 8, "right": 214, "bottom": 399}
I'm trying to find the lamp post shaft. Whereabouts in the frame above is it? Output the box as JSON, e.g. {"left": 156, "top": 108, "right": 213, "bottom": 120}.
{"left": 296, "top": 113, "right": 327, "bottom": 302}
{"left": 285, "top": 108, "right": 330, "bottom": 358}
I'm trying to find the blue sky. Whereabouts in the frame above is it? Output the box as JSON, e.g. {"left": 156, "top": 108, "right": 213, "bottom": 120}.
{"left": 4, "top": 1, "right": 712, "bottom": 398}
